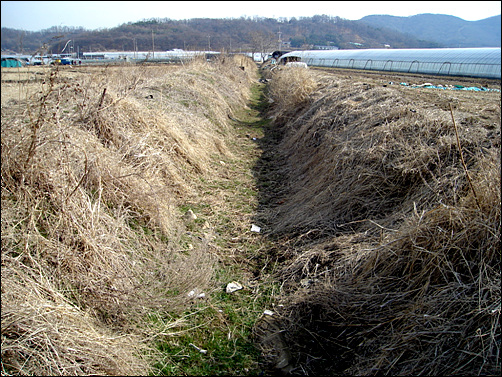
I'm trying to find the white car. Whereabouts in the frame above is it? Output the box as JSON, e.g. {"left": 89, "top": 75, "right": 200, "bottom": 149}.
{"left": 285, "top": 61, "right": 308, "bottom": 68}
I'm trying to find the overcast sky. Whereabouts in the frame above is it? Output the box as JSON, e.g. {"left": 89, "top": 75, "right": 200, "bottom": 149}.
{"left": 1, "top": 1, "right": 501, "bottom": 31}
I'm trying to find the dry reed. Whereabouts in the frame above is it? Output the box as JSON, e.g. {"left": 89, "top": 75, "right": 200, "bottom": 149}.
{"left": 263, "top": 68, "right": 500, "bottom": 375}
{"left": 1, "top": 55, "right": 258, "bottom": 375}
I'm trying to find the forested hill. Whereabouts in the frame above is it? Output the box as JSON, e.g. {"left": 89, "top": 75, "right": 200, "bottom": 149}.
{"left": 1, "top": 15, "right": 442, "bottom": 55}
{"left": 360, "top": 14, "right": 501, "bottom": 47}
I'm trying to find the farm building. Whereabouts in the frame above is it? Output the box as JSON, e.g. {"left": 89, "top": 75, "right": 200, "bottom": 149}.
{"left": 278, "top": 47, "right": 501, "bottom": 79}
{"left": 1, "top": 57, "right": 23, "bottom": 68}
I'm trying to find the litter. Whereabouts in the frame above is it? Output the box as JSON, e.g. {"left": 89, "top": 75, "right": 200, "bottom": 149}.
{"left": 226, "top": 281, "right": 243, "bottom": 293}
{"left": 189, "top": 343, "right": 208, "bottom": 354}
{"left": 263, "top": 310, "right": 274, "bottom": 316}
{"left": 184, "top": 209, "right": 197, "bottom": 221}
{"left": 251, "top": 224, "right": 261, "bottom": 233}
{"left": 398, "top": 81, "right": 500, "bottom": 92}
{"left": 188, "top": 289, "right": 206, "bottom": 298}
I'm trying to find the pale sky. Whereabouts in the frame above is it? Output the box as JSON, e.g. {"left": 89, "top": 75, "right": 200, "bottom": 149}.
{"left": 1, "top": 1, "right": 501, "bottom": 31}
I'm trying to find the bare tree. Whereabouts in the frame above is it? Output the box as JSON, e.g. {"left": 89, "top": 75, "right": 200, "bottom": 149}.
{"left": 18, "top": 30, "right": 26, "bottom": 54}
{"left": 249, "top": 31, "right": 276, "bottom": 62}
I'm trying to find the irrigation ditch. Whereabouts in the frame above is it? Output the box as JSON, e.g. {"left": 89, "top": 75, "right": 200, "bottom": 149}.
{"left": 1, "top": 57, "right": 501, "bottom": 376}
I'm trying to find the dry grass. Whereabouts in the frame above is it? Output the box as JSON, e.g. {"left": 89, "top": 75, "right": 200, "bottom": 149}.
{"left": 3, "top": 54, "right": 499, "bottom": 375}
{"left": 262, "top": 69, "right": 500, "bottom": 375}
{"left": 2, "top": 263, "right": 149, "bottom": 375}
{"left": 267, "top": 67, "right": 319, "bottom": 113}
{"left": 1, "top": 55, "right": 258, "bottom": 375}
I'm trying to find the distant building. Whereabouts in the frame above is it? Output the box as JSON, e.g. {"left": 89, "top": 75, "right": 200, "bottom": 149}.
{"left": 84, "top": 53, "right": 105, "bottom": 59}
{"left": 314, "top": 45, "right": 339, "bottom": 50}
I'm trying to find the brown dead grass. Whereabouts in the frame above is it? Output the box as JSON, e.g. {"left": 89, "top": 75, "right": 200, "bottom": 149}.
{"left": 1, "top": 55, "right": 258, "bottom": 375}
{"left": 267, "top": 66, "right": 319, "bottom": 112}
{"left": 261, "top": 68, "right": 500, "bottom": 375}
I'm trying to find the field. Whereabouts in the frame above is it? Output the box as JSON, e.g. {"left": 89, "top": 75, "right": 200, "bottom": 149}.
{"left": 1, "top": 60, "right": 500, "bottom": 376}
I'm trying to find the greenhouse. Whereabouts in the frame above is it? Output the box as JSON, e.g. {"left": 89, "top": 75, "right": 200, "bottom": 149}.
{"left": 278, "top": 48, "right": 501, "bottom": 79}
{"left": 1, "top": 57, "right": 23, "bottom": 68}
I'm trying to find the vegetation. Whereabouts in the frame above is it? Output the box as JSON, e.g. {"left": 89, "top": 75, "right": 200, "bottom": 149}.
{"left": 1, "top": 55, "right": 268, "bottom": 375}
{"left": 255, "top": 65, "right": 500, "bottom": 375}
{"left": 1, "top": 54, "right": 500, "bottom": 376}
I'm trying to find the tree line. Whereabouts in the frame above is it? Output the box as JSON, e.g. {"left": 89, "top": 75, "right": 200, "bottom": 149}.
{"left": 1, "top": 15, "right": 441, "bottom": 55}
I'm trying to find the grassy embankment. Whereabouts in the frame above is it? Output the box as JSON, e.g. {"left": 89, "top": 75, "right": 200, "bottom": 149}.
{"left": 1, "top": 56, "right": 279, "bottom": 375}
{"left": 257, "top": 66, "right": 500, "bottom": 376}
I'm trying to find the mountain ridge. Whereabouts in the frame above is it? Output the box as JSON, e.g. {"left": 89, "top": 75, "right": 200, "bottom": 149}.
{"left": 359, "top": 13, "right": 501, "bottom": 47}
{"left": 0, "top": 15, "right": 441, "bottom": 54}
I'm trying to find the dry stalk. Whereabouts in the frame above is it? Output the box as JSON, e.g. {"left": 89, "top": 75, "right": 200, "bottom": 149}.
{"left": 23, "top": 67, "right": 58, "bottom": 171}
{"left": 449, "top": 102, "right": 481, "bottom": 210}
{"left": 263, "top": 68, "right": 500, "bottom": 375}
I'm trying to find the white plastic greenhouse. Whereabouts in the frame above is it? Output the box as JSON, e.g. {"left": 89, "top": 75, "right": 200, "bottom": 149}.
{"left": 278, "top": 48, "right": 501, "bottom": 79}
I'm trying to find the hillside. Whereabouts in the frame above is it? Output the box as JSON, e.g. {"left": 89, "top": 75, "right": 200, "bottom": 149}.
{"left": 1, "top": 15, "right": 442, "bottom": 55}
{"left": 360, "top": 13, "right": 501, "bottom": 47}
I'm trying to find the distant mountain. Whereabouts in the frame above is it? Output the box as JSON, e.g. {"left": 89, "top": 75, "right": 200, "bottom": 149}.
{"left": 359, "top": 14, "right": 501, "bottom": 47}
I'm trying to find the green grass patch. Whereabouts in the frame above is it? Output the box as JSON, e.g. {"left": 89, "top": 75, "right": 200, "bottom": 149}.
{"left": 150, "top": 79, "right": 279, "bottom": 375}
{"left": 151, "top": 265, "right": 279, "bottom": 376}
{"left": 232, "top": 82, "right": 272, "bottom": 132}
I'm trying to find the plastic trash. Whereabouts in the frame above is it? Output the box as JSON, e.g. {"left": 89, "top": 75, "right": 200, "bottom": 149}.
{"left": 188, "top": 289, "right": 206, "bottom": 298}
{"left": 226, "top": 281, "right": 243, "bottom": 293}
{"left": 189, "top": 343, "right": 208, "bottom": 354}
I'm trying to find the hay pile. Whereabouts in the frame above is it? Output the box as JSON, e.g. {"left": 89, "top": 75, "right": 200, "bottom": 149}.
{"left": 1, "top": 55, "right": 257, "bottom": 375}
{"left": 263, "top": 67, "right": 500, "bottom": 375}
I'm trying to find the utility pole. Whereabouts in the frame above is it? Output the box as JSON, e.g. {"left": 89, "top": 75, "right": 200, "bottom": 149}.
{"left": 277, "top": 28, "right": 282, "bottom": 51}
{"left": 152, "top": 30, "right": 155, "bottom": 58}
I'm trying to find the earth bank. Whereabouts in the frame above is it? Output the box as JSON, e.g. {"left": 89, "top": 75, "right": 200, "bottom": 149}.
{"left": 254, "top": 65, "right": 500, "bottom": 375}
